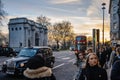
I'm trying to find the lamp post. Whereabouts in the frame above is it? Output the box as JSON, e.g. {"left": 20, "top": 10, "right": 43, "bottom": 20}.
{"left": 102, "top": 3, "right": 106, "bottom": 45}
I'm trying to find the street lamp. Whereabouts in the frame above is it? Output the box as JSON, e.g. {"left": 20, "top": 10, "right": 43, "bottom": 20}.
{"left": 102, "top": 3, "right": 106, "bottom": 45}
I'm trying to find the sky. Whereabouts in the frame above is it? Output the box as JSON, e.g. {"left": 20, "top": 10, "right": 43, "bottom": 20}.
{"left": 1, "top": 0, "right": 110, "bottom": 41}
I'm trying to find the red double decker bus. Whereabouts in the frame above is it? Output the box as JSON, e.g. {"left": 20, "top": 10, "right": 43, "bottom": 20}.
{"left": 74, "top": 35, "right": 87, "bottom": 54}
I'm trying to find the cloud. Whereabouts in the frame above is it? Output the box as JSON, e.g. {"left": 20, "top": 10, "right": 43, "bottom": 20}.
{"left": 50, "top": 0, "right": 80, "bottom": 4}
{"left": 45, "top": 6, "right": 76, "bottom": 15}
{"left": 73, "top": 23, "right": 110, "bottom": 40}
{"left": 87, "top": 6, "right": 99, "bottom": 17}
{"left": 48, "top": 15, "right": 110, "bottom": 28}
{"left": 48, "top": 15, "right": 110, "bottom": 32}
{"left": 86, "top": 0, "right": 110, "bottom": 19}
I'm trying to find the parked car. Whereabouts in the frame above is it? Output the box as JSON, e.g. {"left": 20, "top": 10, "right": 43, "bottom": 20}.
{"left": 2, "top": 46, "right": 55, "bottom": 75}
{"left": 0, "top": 47, "right": 16, "bottom": 57}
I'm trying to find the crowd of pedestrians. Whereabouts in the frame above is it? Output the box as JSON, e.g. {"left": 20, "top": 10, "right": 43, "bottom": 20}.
{"left": 74, "top": 44, "right": 120, "bottom": 80}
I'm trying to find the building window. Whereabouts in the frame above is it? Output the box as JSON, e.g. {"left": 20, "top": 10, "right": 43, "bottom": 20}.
{"left": 19, "top": 27, "right": 22, "bottom": 30}
{"left": 113, "top": 14, "right": 117, "bottom": 19}
{"left": 11, "top": 28, "right": 14, "bottom": 31}
{"left": 28, "top": 30, "right": 30, "bottom": 35}
{"left": 113, "top": 6, "right": 117, "bottom": 12}
{"left": 113, "top": 23, "right": 117, "bottom": 29}
{"left": 15, "top": 27, "right": 18, "bottom": 31}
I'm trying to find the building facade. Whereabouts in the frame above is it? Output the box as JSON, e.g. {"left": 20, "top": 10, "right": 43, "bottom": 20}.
{"left": 8, "top": 17, "right": 48, "bottom": 51}
{"left": 109, "top": 0, "right": 120, "bottom": 44}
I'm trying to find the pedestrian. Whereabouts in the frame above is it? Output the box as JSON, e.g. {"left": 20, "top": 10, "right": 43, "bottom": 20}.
{"left": 23, "top": 53, "right": 56, "bottom": 80}
{"left": 86, "top": 48, "right": 93, "bottom": 55}
{"left": 74, "top": 50, "right": 85, "bottom": 66}
{"left": 106, "top": 45, "right": 112, "bottom": 62}
{"left": 97, "top": 47, "right": 107, "bottom": 68}
{"left": 74, "top": 52, "right": 86, "bottom": 80}
{"left": 111, "top": 60, "right": 120, "bottom": 80}
{"left": 78, "top": 53, "right": 108, "bottom": 80}
{"left": 76, "top": 51, "right": 86, "bottom": 67}
{"left": 108, "top": 46, "right": 116, "bottom": 68}
{"left": 113, "top": 47, "right": 120, "bottom": 64}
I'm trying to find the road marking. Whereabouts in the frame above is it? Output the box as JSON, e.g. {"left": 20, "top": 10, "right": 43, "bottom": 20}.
{"left": 53, "top": 63, "right": 65, "bottom": 70}
{"left": 62, "top": 57, "right": 70, "bottom": 60}
{"left": 57, "top": 56, "right": 67, "bottom": 58}
{"left": 68, "top": 58, "right": 75, "bottom": 63}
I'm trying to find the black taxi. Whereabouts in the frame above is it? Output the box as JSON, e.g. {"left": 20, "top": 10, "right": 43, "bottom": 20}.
{"left": 2, "top": 46, "right": 55, "bottom": 75}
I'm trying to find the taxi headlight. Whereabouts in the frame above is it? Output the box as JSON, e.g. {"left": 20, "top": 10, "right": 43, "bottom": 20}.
{"left": 20, "top": 63, "right": 25, "bottom": 67}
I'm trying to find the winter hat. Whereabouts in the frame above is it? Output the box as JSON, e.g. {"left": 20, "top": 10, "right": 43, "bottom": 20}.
{"left": 26, "top": 54, "right": 45, "bottom": 69}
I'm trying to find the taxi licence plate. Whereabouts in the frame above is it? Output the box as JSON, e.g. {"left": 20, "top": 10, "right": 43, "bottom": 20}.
{"left": 6, "top": 71, "right": 14, "bottom": 75}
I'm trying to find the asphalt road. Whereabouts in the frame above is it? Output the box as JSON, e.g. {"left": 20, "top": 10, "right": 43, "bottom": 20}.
{"left": 52, "top": 50, "right": 77, "bottom": 80}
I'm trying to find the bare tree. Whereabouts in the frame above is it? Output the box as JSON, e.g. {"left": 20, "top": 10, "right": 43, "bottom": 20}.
{"left": 0, "top": 0, "right": 7, "bottom": 26}
{"left": 60, "top": 21, "right": 74, "bottom": 49}
{"left": 0, "top": 0, "right": 8, "bottom": 46}
{"left": 36, "top": 16, "right": 75, "bottom": 49}
{"left": 52, "top": 23, "right": 62, "bottom": 49}
{"left": 36, "top": 15, "right": 51, "bottom": 26}
{"left": 52, "top": 21, "right": 75, "bottom": 49}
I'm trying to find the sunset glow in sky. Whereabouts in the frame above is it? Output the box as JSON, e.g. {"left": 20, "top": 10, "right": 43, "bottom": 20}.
{"left": 2, "top": 0, "right": 110, "bottom": 41}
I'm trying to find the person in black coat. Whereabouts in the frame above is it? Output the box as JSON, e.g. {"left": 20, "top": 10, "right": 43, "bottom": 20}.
{"left": 79, "top": 53, "right": 108, "bottom": 80}
{"left": 23, "top": 53, "right": 56, "bottom": 80}
{"left": 97, "top": 47, "right": 107, "bottom": 68}
{"left": 111, "top": 60, "right": 120, "bottom": 80}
